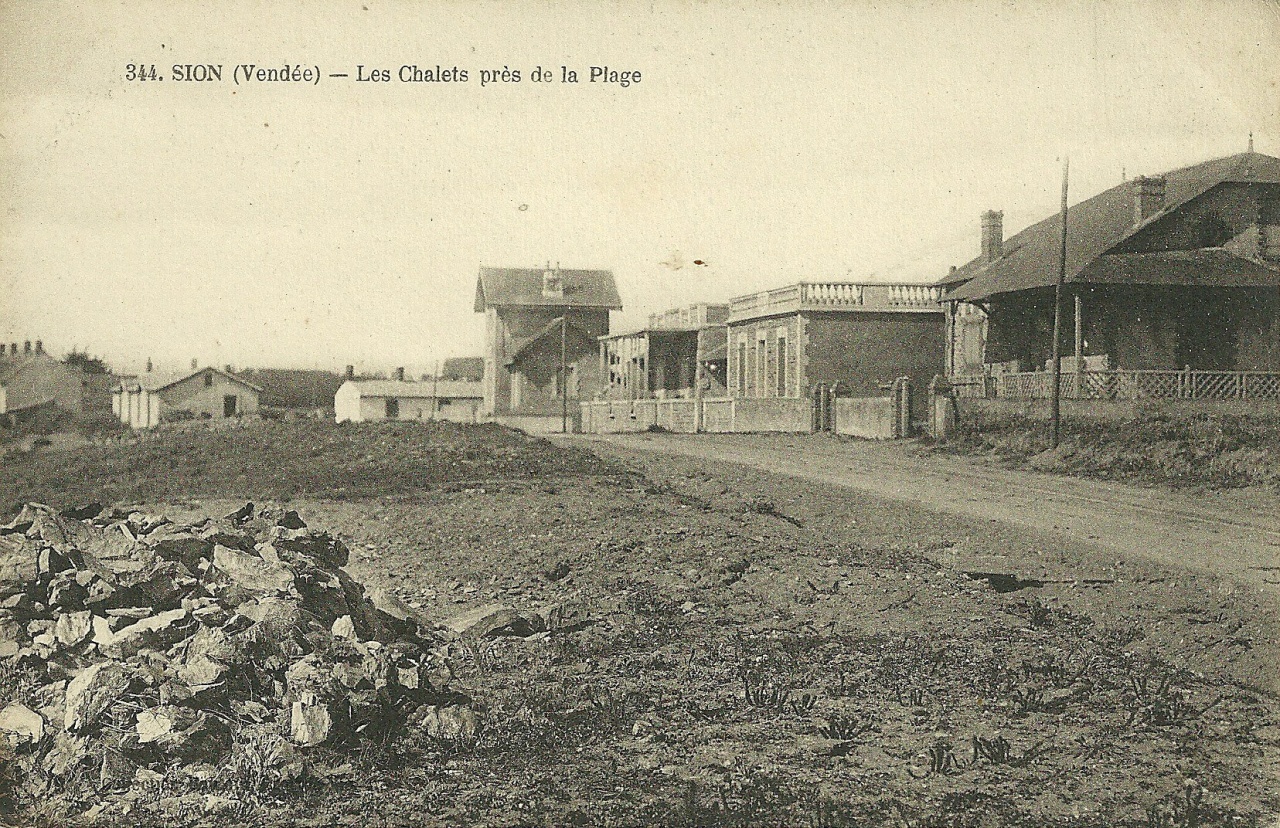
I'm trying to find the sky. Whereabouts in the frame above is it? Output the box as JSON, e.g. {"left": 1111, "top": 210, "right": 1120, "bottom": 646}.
{"left": 1, "top": 0, "right": 1277, "bottom": 376}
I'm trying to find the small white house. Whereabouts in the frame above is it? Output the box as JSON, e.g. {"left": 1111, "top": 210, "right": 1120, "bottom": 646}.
{"left": 113, "top": 367, "right": 262, "bottom": 429}
{"left": 334, "top": 379, "right": 484, "bottom": 423}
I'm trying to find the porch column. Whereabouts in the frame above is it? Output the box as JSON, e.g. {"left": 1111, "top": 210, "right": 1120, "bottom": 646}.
{"left": 1073, "top": 291, "right": 1083, "bottom": 368}
{"left": 1073, "top": 291, "right": 1084, "bottom": 398}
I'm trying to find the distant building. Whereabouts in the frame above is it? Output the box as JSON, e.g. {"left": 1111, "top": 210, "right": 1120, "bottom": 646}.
{"left": 0, "top": 340, "right": 84, "bottom": 419}
{"left": 238, "top": 368, "right": 345, "bottom": 412}
{"left": 725, "top": 282, "right": 945, "bottom": 409}
{"left": 333, "top": 379, "right": 483, "bottom": 423}
{"left": 600, "top": 303, "right": 729, "bottom": 399}
{"left": 474, "top": 264, "right": 621, "bottom": 425}
{"left": 440, "top": 357, "right": 485, "bottom": 382}
{"left": 113, "top": 367, "right": 262, "bottom": 428}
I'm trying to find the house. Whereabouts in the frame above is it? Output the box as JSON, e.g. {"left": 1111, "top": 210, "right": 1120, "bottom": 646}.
{"left": 0, "top": 341, "right": 85, "bottom": 420}
{"left": 440, "top": 357, "right": 485, "bottom": 382}
{"left": 942, "top": 151, "right": 1280, "bottom": 398}
{"left": 725, "top": 281, "right": 945, "bottom": 410}
{"left": 112, "top": 367, "right": 262, "bottom": 428}
{"left": 474, "top": 264, "right": 621, "bottom": 428}
{"left": 333, "top": 378, "right": 484, "bottom": 423}
{"left": 600, "top": 303, "right": 729, "bottom": 400}
{"left": 238, "top": 368, "right": 345, "bottom": 413}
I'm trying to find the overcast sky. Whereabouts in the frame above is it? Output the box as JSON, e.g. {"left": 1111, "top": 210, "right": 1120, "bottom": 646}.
{"left": 2, "top": 0, "right": 1277, "bottom": 376}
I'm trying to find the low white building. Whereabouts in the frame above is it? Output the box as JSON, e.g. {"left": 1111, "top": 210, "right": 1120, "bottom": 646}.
{"left": 334, "top": 379, "right": 484, "bottom": 423}
{"left": 113, "top": 367, "right": 262, "bottom": 428}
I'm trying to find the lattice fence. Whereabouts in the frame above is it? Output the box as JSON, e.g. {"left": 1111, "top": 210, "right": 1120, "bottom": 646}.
{"left": 954, "top": 370, "right": 1280, "bottom": 401}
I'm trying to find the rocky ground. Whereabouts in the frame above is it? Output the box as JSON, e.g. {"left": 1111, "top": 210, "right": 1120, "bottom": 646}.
{"left": 1, "top": 421, "right": 1278, "bottom": 826}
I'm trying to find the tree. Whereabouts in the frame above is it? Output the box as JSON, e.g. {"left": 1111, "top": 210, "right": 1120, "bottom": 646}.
{"left": 63, "top": 349, "right": 110, "bottom": 374}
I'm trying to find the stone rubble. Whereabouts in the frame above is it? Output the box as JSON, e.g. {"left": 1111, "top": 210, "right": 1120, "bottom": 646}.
{"left": 0, "top": 500, "right": 486, "bottom": 805}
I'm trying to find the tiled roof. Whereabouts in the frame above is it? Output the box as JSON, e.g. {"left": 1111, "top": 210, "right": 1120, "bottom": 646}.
{"left": 119, "top": 367, "right": 263, "bottom": 394}
{"left": 474, "top": 266, "right": 621, "bottom": 310}
{"left": 944, "top": 152, "right": 1280, "bottom": 301}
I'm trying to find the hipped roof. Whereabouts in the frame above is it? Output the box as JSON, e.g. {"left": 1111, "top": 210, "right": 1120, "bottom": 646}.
{"left": 474, "top": 267, "right": 621, "bottom": 311}
{"left": 944, "top": 152, "right": 1280, "bottom": 301}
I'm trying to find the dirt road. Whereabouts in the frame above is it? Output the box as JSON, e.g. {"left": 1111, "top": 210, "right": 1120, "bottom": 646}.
{"left": 572, "top": 432, "right": 1280, "bottom": 596}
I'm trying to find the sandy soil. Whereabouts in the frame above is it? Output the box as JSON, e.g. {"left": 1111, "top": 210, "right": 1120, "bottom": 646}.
{"left": 135, "top": 450, "right": 1280, "bottom": 826}
{"left": 572, "top": 433, "right": 1280, "bottom": 597}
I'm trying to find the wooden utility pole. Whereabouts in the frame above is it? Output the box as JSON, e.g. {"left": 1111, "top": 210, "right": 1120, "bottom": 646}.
{"left": 560, "top": 314, "right": 568, "bottom": 434}
{"left": 1050, "top": 157, "right": 1070, "bottom": 448}
{"left": 431, "top": 360, "right": 440, "bottom": 420}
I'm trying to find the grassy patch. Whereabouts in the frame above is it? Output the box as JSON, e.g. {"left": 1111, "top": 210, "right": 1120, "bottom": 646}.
{"left": 938, "top": 409, "right": 1280, "bottom": 488}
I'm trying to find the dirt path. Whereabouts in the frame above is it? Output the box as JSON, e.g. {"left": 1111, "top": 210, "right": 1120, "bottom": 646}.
{"left": 569, "top": 432, "right": 1280, "bottom": 596}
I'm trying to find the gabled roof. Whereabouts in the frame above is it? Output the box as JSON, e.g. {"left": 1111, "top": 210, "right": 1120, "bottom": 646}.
{"left": 944, "top": 152, "right": 1280, "bottom": 301}
{"left": 474, "top": 266, "right": 621, "bottom": 311}
{"left": 342, "top": 379, "right": 483, "bottom": 399}
{"left": 120, "top": 367, "right": 263, "bottom": 394}
{"left": 505, "top": 316, "right": 594, "bottom": 367}
{"left": 0, "top": 353, "right": 67, "bottom": 385}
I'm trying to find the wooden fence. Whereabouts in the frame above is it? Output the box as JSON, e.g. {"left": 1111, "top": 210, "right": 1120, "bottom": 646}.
{"left": 952, "top": 369, "right": 1280, "bottom": 401}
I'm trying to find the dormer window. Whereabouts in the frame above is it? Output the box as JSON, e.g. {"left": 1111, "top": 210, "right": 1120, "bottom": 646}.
{"left": 542, "top": 268, "right": 564, "bottom": 299}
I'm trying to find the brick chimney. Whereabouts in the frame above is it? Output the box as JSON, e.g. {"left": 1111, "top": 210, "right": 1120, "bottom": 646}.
{"left": 146, "top": 358, "right": 153, "bottom": 373}
{"left": 34, "top": 340, "right": 43, "bottom": 354}
{"left": 23, "top": 341, "right": 31, "bottom": 354}
{"left": 345, "top": 365, "right": 355, "bottom": 380}
{"left": 394, "top": 367, "right": 405, "bottom": 381}
{"left": 980, "top": 211, "right": 1004, "bottom": 262}
{"left": 8, "top": 344, "right": 16, "bottom": 356}
{"left": 1133, "top": 175, "right": 1166, "bottom": 226}
{"left": 541, "top": 261, "right": 564, "bottom": 299}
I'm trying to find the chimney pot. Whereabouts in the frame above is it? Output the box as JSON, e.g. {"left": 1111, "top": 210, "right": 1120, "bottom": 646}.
{"left": 34, "top": 340, "right": 42, "bottom": 354}
{"left": 345, "top": 364, "right": 355, "bottom": 380}
{"left": 1133, "top": 175, "right": 1167, "bottom": 226}
{"left": 395, "top": 367, "right": 405, "bottom": 381}
{"left": 542, "top": 264, "right": 564, "bottom": 299}
{"left": 23, "top": 341, "right": 31, "bottom": 354}
{"left": 9, "top": 343, "right": 16, "bottom": 356}
{"left": 146, "top": 358, "right": 153, "bottom": 373}
{"left": 980, "top": 210, "right": 1004, "bottom": 262}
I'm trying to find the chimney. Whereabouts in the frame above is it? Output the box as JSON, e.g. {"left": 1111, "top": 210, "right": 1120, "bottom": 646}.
{"left": 981, "top": 211, "right": 1003, "bottom": 262}
{"left": 541, "top": 261, "right": 564, "bottom": 299}
{"left": 23, "top": 341, "right": 31, "bottom": 354}
{"left": 1133, "top": 175, "right": 1166, "bottom": 226}
{"left": 191, "top": 358, "right": 198, "bottom": 370}
{"left": 345, "top": 365, "right": 355, "bottom": 380}
{"left": 34, "top": 340, "right": 43, "bottom": 354}
{"left": 394, "top": 367, "right": 405, "bottom": 381}
{"left": 146, "top": 358, "right": 153, "bottom": 373}
{"left": 8, "top": 343, "right": 16, "bottom": 356}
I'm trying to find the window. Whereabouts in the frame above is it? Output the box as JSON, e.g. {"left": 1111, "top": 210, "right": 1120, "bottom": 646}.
{"left": 385, "top": 398, "right": 399, "bottom": 419}
{"left": 223, "top": 395, "right": 237, "bottom": 417}
{"left": 756, "top": 338, "right": 767, "bottom": 398}
{"left": 776, "top": 336, "right": 787, "bottom": 397}
{"left": 737, "top": 341, "right": 747, "bottom": 397}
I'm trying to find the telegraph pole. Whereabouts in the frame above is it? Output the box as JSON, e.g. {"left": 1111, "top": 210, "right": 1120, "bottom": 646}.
{"left": 560, "top": 314, "right": 568, "bottom": 434}
{"left": 1050, "top": 157, "right": 1070, "bottom": 448}
{"left": 431, "top": 360, "right": 440, "bottom": 420}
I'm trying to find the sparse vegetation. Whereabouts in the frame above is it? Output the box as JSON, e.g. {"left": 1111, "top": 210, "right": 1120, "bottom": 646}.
{"left": 937, "top": 408, "right": 1280, "bottom": 489}
{"left": 0, "top": 421, "right": 1275, "bottom": 826}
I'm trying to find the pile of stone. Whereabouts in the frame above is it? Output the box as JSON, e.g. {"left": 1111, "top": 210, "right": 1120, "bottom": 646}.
{"left": 0, "top": 501, "right": 469, "bottom": 802}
